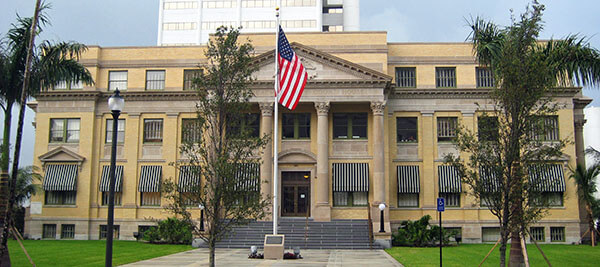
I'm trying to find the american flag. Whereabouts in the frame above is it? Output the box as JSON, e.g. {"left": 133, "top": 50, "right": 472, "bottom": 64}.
{"left": 277, "top": 26, "right": 307, "bottom": 110}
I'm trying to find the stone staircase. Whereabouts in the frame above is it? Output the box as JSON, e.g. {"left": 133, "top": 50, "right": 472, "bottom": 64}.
{"left": 206, "top": 218, "right": 380, "bottom": 249}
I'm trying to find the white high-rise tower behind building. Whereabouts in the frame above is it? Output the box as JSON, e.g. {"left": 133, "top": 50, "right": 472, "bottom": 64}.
{"left": 157, "top": 0, "right": 360, "bottom": 45}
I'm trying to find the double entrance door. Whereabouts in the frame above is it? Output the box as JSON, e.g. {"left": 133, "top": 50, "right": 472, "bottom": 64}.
{"left": 281, "top": 171, "right": 310, "bottom": 217}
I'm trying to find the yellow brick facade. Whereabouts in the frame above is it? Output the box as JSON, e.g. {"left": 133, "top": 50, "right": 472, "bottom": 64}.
{"left": 26, "top": 31, "right": 589, "bottom": 243}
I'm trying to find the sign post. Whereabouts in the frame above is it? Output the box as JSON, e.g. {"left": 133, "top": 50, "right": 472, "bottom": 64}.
{"left": 437, "top": 197, "right": 445, "bottom": 267}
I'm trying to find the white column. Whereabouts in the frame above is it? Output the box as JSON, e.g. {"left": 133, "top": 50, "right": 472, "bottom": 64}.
{"left": 259, "top": 102, "right": 274, "bottom": 219}
{"left": 314, "top": 102, "right": 331, "bottom": 221}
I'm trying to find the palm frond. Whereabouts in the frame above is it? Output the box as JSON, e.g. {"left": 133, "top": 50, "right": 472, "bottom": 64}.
{"left": 539, "top": 35, "right": 600, "bottom": 88}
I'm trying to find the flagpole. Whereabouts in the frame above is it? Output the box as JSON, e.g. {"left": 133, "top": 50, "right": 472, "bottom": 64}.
{"left": 273, "top": 5, "right": 280, "bottom": 235}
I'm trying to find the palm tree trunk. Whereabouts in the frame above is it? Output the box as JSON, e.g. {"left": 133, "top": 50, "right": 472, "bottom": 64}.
{"left": 587, "top": 204, "right": 595, "bottom": 246}
{"left": 509, "top": 232, "right": 524, "bottom": 266}
{"left": 0, "top": 101, "right": 13, "bottom": 267}
{"left": 1, "top": 100, "right": 14, "bottom": 171}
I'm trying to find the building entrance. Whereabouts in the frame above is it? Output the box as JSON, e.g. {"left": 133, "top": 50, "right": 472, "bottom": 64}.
{"left": 281, "top": 171, "right": 310, "bottom": 217}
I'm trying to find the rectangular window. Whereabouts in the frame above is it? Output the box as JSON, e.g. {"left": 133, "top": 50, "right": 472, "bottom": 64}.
{"left": 227, "top": 114, "right": 260, "bottom": 138}
{"left": 333, "top": 192, "right": 368, "bottom": 206}
{"left": 436, "top": 67, "right": 456, "bottom": 88}
{"left": 530, "top": 227, "right": 545, "bottom": 242}
{"left": 162, "top": 22, "right": 198, "bottom": 31}
{"left": 183, "top": 69, "right": 201, "bottom": 90}
{"left": 478, "top": 116, "right": 499, "bottom": 141}
{"left": 543, "top": 192, "right": 564, "bottom": 207}
{"left": 439, "top": 193, "right": 460, "bottom": 207}
{"left": 61, "top": 224, "right": 75, "bottom": 239}
{"left": 141, "top": 192, "right": 161, "bottom": 206}
{"left": 45, "top": 191, "right": 76, "bottom": 205}
{"left": 282, "top": 113, "right": 310, "bottom": 139}
{"left": 54, "top": 80, "right": 83, "bottom": 90}
{"left": 50, "top": 118, "right": 80, "bottom": 143}
{"left": 550, "top": 227, "right": 565, "bottom": 242}
{"left": 105, "top": 119, "right": 125, "bottom": 143}
{"left": 101, "top": 192, "right": 122, "bottom": 206}
{"left": 397, "top": 117, "right": 418, "bottom": 143}
{"left": 181, "top": 119, "right": 203, "bottom": 143}
{"left": 144, "top": 119, "right": 163, "bottom": 143}
{"left": 476, "top": 67, "right": 495, "bottom": 88}
{"left": 146, "top": 70, "right": 165, "bottom": 90}
{"left": 43, "top": 224, "right": 56, "bottom": 239}
{"left": 333, "top": 113, "right": 367, "bottom": 139}
{"left": 397, "top": 193, "right": 419, "bottom": 207}
{"left": 108, "top": 71, "right": 127, "bottom": 91}
{"left": 164, "top": 1, "right": 199, "bottom": 9}
{"left": 437, "top": 117, "right": 457, "bottom": 142}
{"left": 482, "top": 227, "right": 500, "bottom": 242}
{"left": 99, "top": 225, "right": 120, "bottom": 240}
{"left": 531, "top": 116, "right": 559, "bottom": 141}
{"left": 395, "top": 67, "right": 416, "bottom": 88}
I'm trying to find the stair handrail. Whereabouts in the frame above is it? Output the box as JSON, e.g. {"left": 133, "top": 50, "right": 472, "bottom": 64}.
{"left": 367, "top": 200, "right": 373, "bottom": 249}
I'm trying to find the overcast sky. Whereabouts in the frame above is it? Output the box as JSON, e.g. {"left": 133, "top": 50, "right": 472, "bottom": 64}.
{"left": 1, "top": 0, "right": 600, "bottom": 167}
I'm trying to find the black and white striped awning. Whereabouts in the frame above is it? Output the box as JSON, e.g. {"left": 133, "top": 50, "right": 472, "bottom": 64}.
{"left": 528, "top": 164, "right": 565, "bottom": 192}
{"left": 99, "top": 165, "right": 124, "bottom": 192}
{"left": 479, "top": 166, "right": 501, "bottom": 192}
{"left": 438, "top": 165, "right": 461, "bottom": 193}
{"left": 233, "top": 163, "right": 260, "bottom": 191}
{"left": 397, "top": 165, "right": 420, "bottom": 193}
{"left": 332, "top": 163, "right": 369, "bottom": 192}
{"left": 178, "top": 166, "right": 201, "bottom": 192}
{"left": 43, "top": 164, "right": 78, "bottom": 191}
{"left": 138, "top": 165, "right": 162, "bottom": 192}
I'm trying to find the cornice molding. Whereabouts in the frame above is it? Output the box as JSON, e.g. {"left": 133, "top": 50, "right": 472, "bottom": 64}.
{"left": 391, "top": 87, "right": 582, "bottom": 99}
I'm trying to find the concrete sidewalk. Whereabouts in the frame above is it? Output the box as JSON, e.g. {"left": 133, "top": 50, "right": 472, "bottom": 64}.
{"left": 121, "top": 248, "right": 403, "bottom": 267}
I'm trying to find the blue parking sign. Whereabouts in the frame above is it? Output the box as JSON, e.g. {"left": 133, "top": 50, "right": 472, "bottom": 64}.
{"left": 437, "top": 198, "right": 445, "bottom": 212}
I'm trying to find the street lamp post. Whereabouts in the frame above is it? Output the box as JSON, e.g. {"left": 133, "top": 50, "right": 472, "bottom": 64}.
{"left": 105, "top": 89, "right": 124, "bottom": 267}
{"left": 378, "top": 203, "right": 386, "bottom": 233}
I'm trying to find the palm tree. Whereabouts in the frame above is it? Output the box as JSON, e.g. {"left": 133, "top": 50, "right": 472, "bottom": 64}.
{"left": 571, "top": 163, "right": 600, "bottom": 246}
{"left": 469, "top": 2, "right": 600, "bottom": 266}
{"left": 0, "top": 4, "right": 93, "bottom": 265}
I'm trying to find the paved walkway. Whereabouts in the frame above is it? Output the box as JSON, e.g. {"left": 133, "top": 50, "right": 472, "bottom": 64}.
{"left": 121, "top": 248, "right": 403, "bottom": 267}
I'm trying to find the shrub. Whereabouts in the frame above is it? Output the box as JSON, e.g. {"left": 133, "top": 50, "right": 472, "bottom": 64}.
{"left": 142, "top": 217, "right": 193, "bottom": 244}
{"left": 392, "top": 215, "right": 458, "bottom": 247}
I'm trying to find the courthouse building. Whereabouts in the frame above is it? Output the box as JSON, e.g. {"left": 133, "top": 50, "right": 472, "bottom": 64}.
{"left": 25, "top": 30, "right": 590, "bottom": 244}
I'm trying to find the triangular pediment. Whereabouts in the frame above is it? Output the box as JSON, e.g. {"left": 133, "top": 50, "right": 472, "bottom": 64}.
{"left": 38, "top": 146, "right": 85, "bottom": 164}
{"left": 251, "top": 42, "right": 392, "bottom": 84}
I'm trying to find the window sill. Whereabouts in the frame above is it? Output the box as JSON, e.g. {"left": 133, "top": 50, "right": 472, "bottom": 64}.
{"left": 143, "top": 142, "right": 163, "bottom": 145}
{"left": 391, "top": 207, "right": 420, "bottom": 210}
{"left": 333, "top": 138, "right": 368, "bottom": 141}
{"left": 282, "top": 138, "right": 311, "bottom": 141}
{"left": 139, "top": 206, "right": 163, "bottom": 209}
{"left": 332, "top": 206, "right": 368, "bottom": 208}
{"left": 44, "top": 205, "right": 77, "bottom": 208}
{"left": 397, "top": 142, "right": 418, "bottom": 145}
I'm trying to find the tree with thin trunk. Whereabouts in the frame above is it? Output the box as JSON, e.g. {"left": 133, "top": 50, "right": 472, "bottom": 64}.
{"left": 161, "top": 26, "right": 269, "bottom": 267}
{"left": 0, "top": 2, "right": 93, "bottom": 265}
{"left": 571, "top": 163, "right": 600, "bottom": 246}
{"left": 446, "top": 1, "right": 600, "bottom": 266}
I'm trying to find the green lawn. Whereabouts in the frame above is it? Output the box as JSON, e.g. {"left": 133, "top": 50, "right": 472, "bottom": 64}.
{"left": 386, "top": 244, "right": 600, "bottom": 267}
{"left": 7, "top": 240, "right": 194, "bottom": 267}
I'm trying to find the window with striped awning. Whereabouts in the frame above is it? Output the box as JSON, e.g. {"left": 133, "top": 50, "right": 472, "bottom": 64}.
{"left": 232, "top": 163, "right": 260, "bottom": 192}
{"left": 138, "top": 165, "right": 162, "bottom": 192}
{"left": 332, "top": 163, "right": 369, "bottom": 192}
{"left": 479, "top": 166, "right": 501, "bottom": 192}
{"left": 528, "top": 164, "right": 565, "bottom": 192}
{"left": 43, "top": 164, "right": 79, "bottom": 191}
{"left": 178, "top": 166, "right": 201, "bottom": 192}
{"left": 99, "top": 165, "right": 124, "bottom": 192}
{"left": 397, "top": 165, "right": 420, "bottom": 193}
{"left": 438, "top": 165, "right": 461, "bottom": 193}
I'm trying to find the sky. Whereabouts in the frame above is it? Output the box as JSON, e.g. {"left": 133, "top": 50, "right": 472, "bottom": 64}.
{"left": 1, "top": 0, "right": 600, "bottom": 167}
